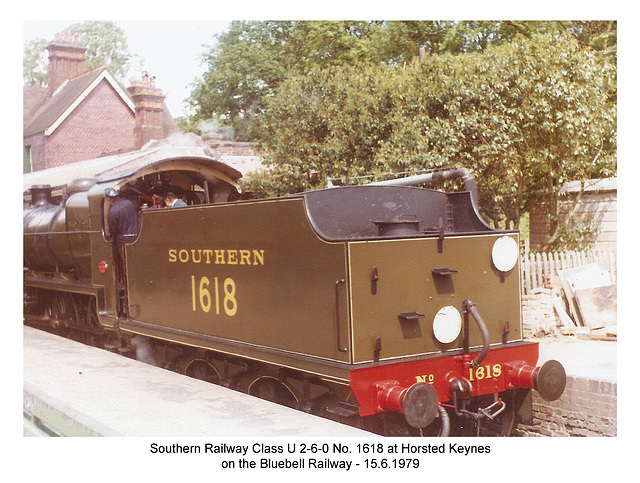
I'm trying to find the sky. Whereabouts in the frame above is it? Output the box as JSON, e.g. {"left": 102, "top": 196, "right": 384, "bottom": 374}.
{"left": 20, "top": 4, "right": 628, "bottom": 118}
{"left": 23, "top": 20, "right": 231, "bottom": 117}
{"left": 19, "top": 4, "right": 405, "bottom": 118}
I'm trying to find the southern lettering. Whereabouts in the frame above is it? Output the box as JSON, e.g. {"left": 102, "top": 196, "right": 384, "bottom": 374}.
{"left": 169, "top": 248, "right": 264, "bottom": 266}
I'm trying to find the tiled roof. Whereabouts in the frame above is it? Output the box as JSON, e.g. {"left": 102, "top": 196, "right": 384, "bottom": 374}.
{"left": 23, "top": 66, "right": 134, "bottom": 136}
{"left": 23, "top": 86, "right": 48, "bottom": 126}
{"left": 560, "top": 178, "right": 617, "bottom": 194}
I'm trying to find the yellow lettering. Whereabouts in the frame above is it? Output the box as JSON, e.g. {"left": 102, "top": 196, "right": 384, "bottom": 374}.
{"left": 199, "top": 277, "right": 211, "bottom": 312}
{"left": 415, "top": 374, "right": 435, "bottom": 384}
{"left": 223, "top": 278, "right": 237, "bottom": 316}
{"left": 469, "top": 364, "right": 503, "bottom": 382}
{"left": 191, "top": 276, "right": 196, "bottom": 311}
{"left": 169, "top": 248, "right": 265, "bottom": 266}
{"left": 190, "top": 276, "right": 238, "bottom": 317}
{"left": 239, "top": 250, "right": 251, "bottom": 265}
{"left": 493, "top": 364, "right": 502, "bottom": 378}
{"left": 252, "top": 249, "right": 265, "bottom": 266}
{"left": 214, "top": 277, "right": 220, "bottom": 314}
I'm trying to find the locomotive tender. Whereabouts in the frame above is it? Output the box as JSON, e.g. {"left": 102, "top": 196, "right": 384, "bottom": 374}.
{"left": 23, "top": 144, "right": 566, "bottom": 436}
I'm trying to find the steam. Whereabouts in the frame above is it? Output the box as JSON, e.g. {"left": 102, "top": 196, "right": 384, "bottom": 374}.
{"left": 197, "top": 119, "right": 235, "bottom": 141}
{"left": 131, "top": 335, "right": 157, "bottom": 366}
{"left": 157, "top": 132, "right": 207, "bottom": 148}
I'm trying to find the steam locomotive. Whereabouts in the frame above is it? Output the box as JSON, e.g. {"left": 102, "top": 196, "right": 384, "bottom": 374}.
{"left": 23, "top": 145, "right": 566, "bottom": 436}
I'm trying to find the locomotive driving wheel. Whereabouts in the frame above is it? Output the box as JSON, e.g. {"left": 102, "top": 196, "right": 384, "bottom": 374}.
{"left": 48, "top": 292, "right": 77, "bottom": 328}
{"left": 81, "top": 296, "right": 106, "bottom": 347}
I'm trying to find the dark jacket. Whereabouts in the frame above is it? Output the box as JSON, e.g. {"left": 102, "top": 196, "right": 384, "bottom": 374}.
{"left": 107, "top": 198, "right": 139, "bottom": 244}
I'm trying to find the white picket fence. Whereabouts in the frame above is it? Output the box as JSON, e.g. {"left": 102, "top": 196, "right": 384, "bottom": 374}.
{"left": 521, "top": 249, "right": 617, "bottom": 294}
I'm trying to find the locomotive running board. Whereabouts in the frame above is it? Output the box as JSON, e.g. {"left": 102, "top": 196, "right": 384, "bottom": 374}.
{"left": 118, "top": 318, "right": 355, "bottom": 383}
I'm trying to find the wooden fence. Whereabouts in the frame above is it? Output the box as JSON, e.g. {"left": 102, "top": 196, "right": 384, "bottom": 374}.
{"left": 521, "top": 249, "right": 617, "bottom": 294}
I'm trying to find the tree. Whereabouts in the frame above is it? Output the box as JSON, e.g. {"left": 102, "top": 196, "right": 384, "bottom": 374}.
{"left": 189, "top": 20, "right": 384, "bottom": 140}
{"left": 249, "top": 33, "right": 616, "bottom": 234}
{"left": 61, "top": 21, "right": 136, "bottom": 81}
{"left": 23, "top": 37, "right": 49, "bottom": 86}
{"left": 23, "top": 21, "right": 137, "bottom": 86}
{"left": 383, "top": 33, "right": 616, "bottom": 229}
{"left": 357, "top": 21, "right": 454, "bottom": 62}
{"left": 252, "top": 63, "right": 399, "bottom": 194}
{"left": 188, "top": 21, "right": 291, "bottom": 140}
{"left": 188, "top": 20, "right": 617, "bottom": 142}
{"left": 188, "top": 21, "right": 456, "bottom": 140}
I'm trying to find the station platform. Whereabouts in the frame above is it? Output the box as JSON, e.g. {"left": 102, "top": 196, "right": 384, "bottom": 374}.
{"left": 23, "top": 326, "right": 374, "bottom": 437}
{"left": 24, "top": 325, "right": 618, "bottom": 438}
{"left": 536, "top": 337, "right": 617, "bottom": 383}
{"left": 522, "top": 336, "right": 617, "bottom": 437}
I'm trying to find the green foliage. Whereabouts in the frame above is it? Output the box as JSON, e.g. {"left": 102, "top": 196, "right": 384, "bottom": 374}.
{"left": 188, "top": 20, "right": 617, "bottom": 146}
{"left": 252, "top": 32, "right": 616, "bottom": 234}
{"left": 61, "top": 21, "right": 134, "bottom": 81}
{"left": 258, "top": 63, "right": 401, "bottom": 193}
{"left": 368, "top": 21, "right": 454, "bottom": 60}
{"left": 188, "top": 21, "right": 458, "bottom": 141}
{"left": 23, "top": 21, "right": 136, "bottom": 86}
{"left": 189, "top": 21, "right": 289, "bottom": 140}
{"left": 545, "top": 212, "right": 600, "bottom": 252}
{"left": 23, "top": 38, "right": 49, "bottom": 86}
{"left": 384, "top": 33, "right": 616, "bottom": 229}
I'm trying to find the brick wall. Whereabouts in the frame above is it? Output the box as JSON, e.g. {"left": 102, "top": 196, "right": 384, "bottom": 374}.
{"left": 529, "top": 201, "right": 551, "bottom": 248}
{"left": 128, "top": 76, "right": 166, "bottom": 150}
{"left": 24, "top": 132, "right": 46, "bottom": 172}
{"left": 522, "top": 288, "right": 562, "bottom": 338}
{"left": 516, "top": 376, "right": 617, "bottom": 436}
{"left": 45, "top": 79, "right": 135, "bottom": 169}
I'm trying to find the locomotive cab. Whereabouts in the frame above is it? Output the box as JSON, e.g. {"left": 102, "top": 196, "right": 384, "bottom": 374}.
{"left": 87, "top": 157, "right": 243, "bottom": 323}
{"left": 24, "top": 145, "right": 243, "bottom": 331}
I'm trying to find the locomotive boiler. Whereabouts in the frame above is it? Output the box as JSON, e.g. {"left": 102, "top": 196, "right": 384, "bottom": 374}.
{"left": 23, "top": 145, "right": 566, "bottom": 436}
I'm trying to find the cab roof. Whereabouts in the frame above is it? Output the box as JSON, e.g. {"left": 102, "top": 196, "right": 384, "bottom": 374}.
{"left": 23, "top": 140, "right": 243, "bottom": 200}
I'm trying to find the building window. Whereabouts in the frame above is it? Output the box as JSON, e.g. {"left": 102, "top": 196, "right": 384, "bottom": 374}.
{"left": 24, "top": 145, "right": 32, "bottom": 174}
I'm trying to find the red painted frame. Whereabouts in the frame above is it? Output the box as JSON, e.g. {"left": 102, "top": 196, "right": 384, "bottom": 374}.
{"left": 350, "top": 342, "right": 540, "bottom": 417}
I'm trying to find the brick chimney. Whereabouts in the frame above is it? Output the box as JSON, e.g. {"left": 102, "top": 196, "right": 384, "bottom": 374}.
{"left": 127, "top": 72, "right": 166, "bottom": 149}
{"left": 46, "top": 33, "right": 87, "bottom": 97}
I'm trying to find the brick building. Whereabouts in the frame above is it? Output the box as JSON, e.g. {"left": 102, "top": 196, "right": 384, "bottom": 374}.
{"left": 23, "top": 34, "right": 178, "bottom": 173}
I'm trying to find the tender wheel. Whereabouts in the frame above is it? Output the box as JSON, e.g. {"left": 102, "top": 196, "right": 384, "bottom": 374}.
{"left": 170, "top": 356, "right": 221, "bottom": 384}
{"left": 248, "top": 377, "right": 298, "bottom": 408}
{"left": 184, "top": 359, "right": 221, "bottom": 384}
